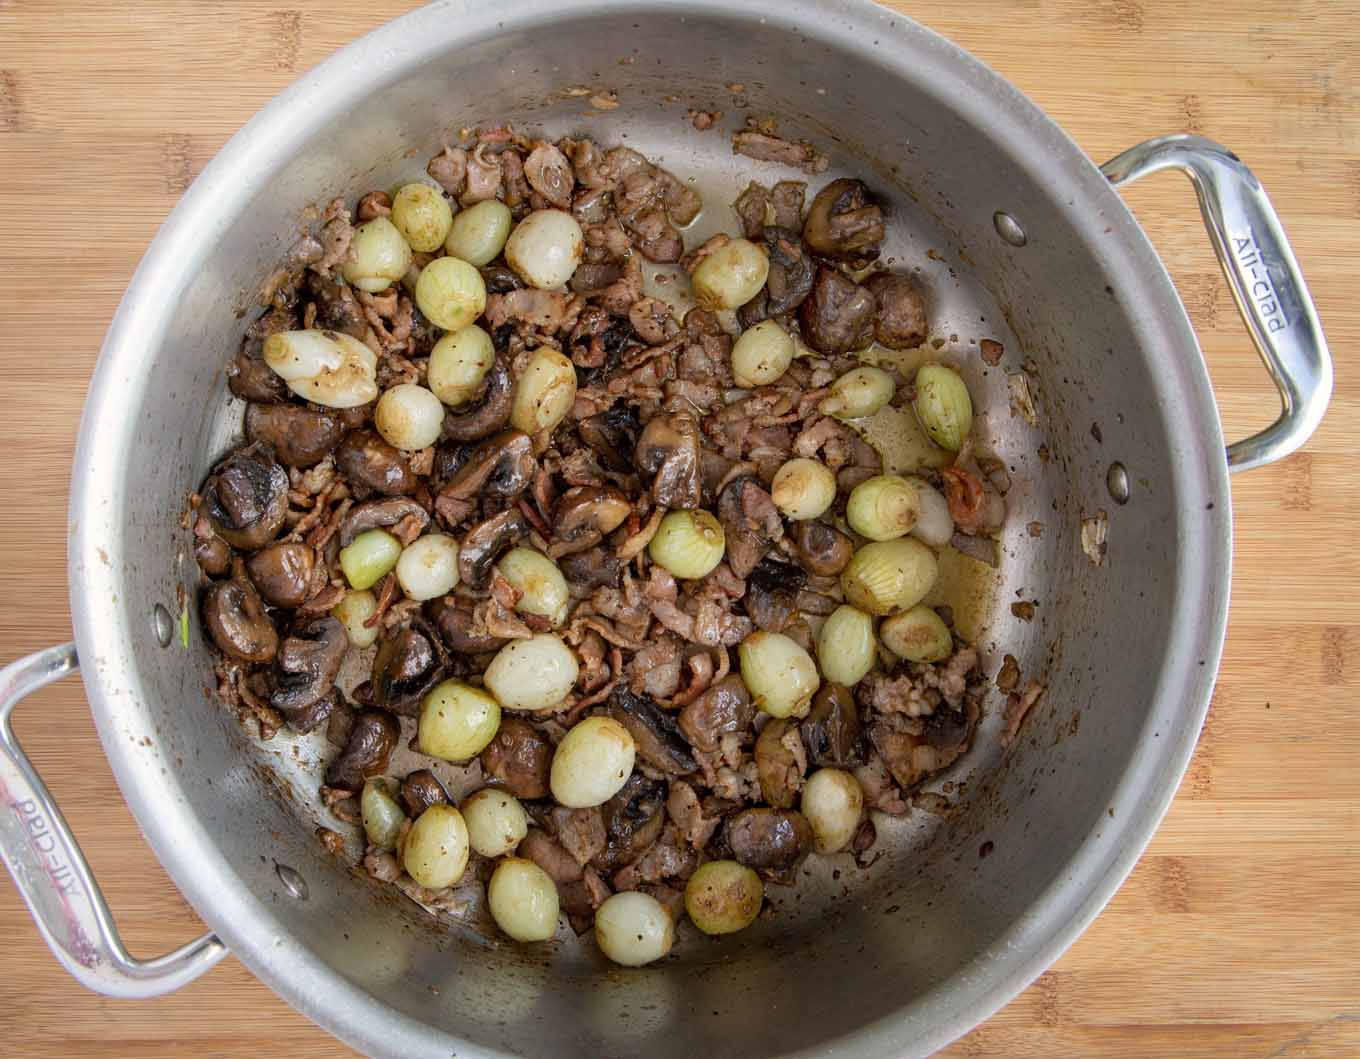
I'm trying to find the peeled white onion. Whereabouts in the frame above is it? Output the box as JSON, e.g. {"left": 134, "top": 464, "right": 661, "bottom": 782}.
{"left": 738, "top": 630, "right": 821, "bottom": 719}
{"left": 488, "top": 857, "right": 560, "bottom": 942}
{"left": 549, "top": 716, "right": 635, "bottom": 808}
{"left": 483, "top": 633, "right": 580, "bottom": 711}
{"left": 594, "top": 891, "right": 674, "bottom": 966}
{"left": 691, "top": 237, "right": 769, "bottom": 310}
{"left": 505, "top": 209, "right": 584, "bottom": 289}
{"left": 402, "top": 804, "right": 469, "bottom": 889}
{"left": 374, "top": 383, "right": 444, "bottom": 451}
{"left": 461, "top": 788, "right": 529, "bottom": 858}
{"left": 731, "top": 320, "right": 794, "bottom": 387}
{"left": 427, "top": 325, "right": 495, "bottom": 406}
{"left": 445, "top": 199, "right": 513, "bottom": 267}
{"left": 510, "top": 349, "right": 577, "bottom": 436}
{"left": 343, "top": 216, "right": 413, "bottom": 292}
{"left": 395, "top": 533, "right": 460, "bottom": 601}
{"left": 495, "top": 548, "right": 569, "bottom": 626}
{"left": 906, "top": 476, "right": 954, "bottom": 548}
{"left": 263, "top": 330, "right": 378, "bottom": 409}
{"left": 390, "top": 182, "right": 454, "bottom": 253}
{"left": 801, "top": 768, "right": 864, "bottom": 854}
{"left": 415, "top": 255, "right": 487, "bottom": 331}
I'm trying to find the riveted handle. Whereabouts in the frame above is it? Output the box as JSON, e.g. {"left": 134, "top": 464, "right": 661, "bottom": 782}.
{"left": 0, "top": 643, "right": 227, "bottom": 997}
{"left": 1102, "top": 134, "right": 1332, "bottom": 472}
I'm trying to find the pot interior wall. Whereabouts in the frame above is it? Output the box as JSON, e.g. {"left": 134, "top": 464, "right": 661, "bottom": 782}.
{"left": 88, "top": 4, "right": 1224, "bottom": 1056}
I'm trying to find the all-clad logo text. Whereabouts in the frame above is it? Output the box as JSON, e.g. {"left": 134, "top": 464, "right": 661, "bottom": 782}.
{"left": 1234, "top": 235, "right": 1289, "bottom": 333}
{"left": 14, "top": 798, "right": 80, "bottom": 895}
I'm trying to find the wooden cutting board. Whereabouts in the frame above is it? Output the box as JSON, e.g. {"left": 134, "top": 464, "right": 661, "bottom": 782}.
{"left": 0, "top": 1, "right": 1356, "bottom": 1055}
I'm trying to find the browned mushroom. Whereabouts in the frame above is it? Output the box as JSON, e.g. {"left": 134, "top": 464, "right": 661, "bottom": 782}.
{"left": 722, "top": 808, "right": 813, "bottom": 884}
{"left": 325, "top": 709, "right": 400, "bottom": 791}
{"left": 604, "top": 689, "right": 697, "bottom": 775}
{"left": 338, "top": 498, "right": 430, "bottom": 547}
{"left": 770, "top": 180, "right": 806, "bottom": 229}
{"left": 867, "top": 697, "right": 980, "bottom": 792}
{"left": 335, "top": 429, "right": 418, "bottom": 496}
{"left": 802, "top": 178, "right": 884, "bottom": 264}
{"left": 201, "top": 442, "right": 289, "bottom": 550}
{"left": 745, "top": 558, "right": 807, "bottom": 632}
{"left": 739, "top": 226, "right": 816, "bottom": 327}
{"left": 306, "top": 273, "right": 369, "bottom": 339}
{"left": 428, "top": 595, "right": 510, "bottom": 653}
{"left": 558, "top": 545, "right": 623, "bottom": 589}
{"left": 458, "top": 508, "right": 530, "bottom": 588}
{"left": 228, "top": 351, "right": 288, "bottom": 403}
{"left": 400, "top": 769, "right": 449, "bottom": 816}
{"left": 269, "top": 616, "right": 347, "bottom": 715}
{"left": 755, "top": 717, "right": 806, "bottom": 809}
{"left": 245, "top": 542, "right": 316, "bottom": 608}
{"left": 677, "top": 674, "right": 754, "bottom": 754}
{"left": 438, "top": 430, "right": 535, "bottom": 505}
{"left": 281, "top": 685, "right": 341, "bottom": 735}
{"left": 864, "top": 272, "right": 928, "bottom": 350}
{"left": 716, "top": 475, "right": 783, "bottom": 579}
{"left": 480, "top": 717, "right": 553, "bottom": 799}
{"left": 635, "top": 410, "right": 702, "bottom": 510}
{"left": 554, "top": 485, "right": 631, "bottom": 542}
{"left": 801, "top": 682, "right": 863, "bottom": 767}
{"left": 202, "top": 576, "right": 278, "bottom": 663}
{"left": 790, "top": 520, "right": 854, "bottom": 576}
{"left": 370, "top": 617, "right": 448, "bottom": 717}
{"left": 480, "top": 265, "right": 524, "bottom": 294}
{"left": 799, "top": 266, "right": 876, "bottom": 355}
{"left": 441, "top": 358, "right": 514, "bottom": 443}
{"left": 594, "top": 773, "right": 667, "bottom": 871}
{"left": 244, "top": 403, "right": 346, "bottom": 469}
{"left": 193, "top": 521, "right": 232, "bottom": 577}
{"left": 579, "top": 402, "right": 642, "bottom": 473}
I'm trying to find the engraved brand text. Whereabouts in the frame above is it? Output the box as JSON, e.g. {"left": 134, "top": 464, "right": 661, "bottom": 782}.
{"left": 1234, "top": 235, "right": 1288, "bottom": 333}
{"left": 14, "top": 798, "right": 79, "bottom": 895}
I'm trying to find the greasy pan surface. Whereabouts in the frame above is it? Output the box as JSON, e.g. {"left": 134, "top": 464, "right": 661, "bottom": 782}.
{"left": 66, "top": 1, "right": 1228, "bottom": 1055}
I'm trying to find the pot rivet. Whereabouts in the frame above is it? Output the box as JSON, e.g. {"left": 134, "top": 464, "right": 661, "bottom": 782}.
{"left": 993, "top": 211, "right": 1027, "bottom": 247}
{"left": 1107, "top": 461, "right": 1130, "bottom": 505}
{"left": 276, "top": 862, "right": 309, "bottom": 900}
{"left": 152, "top": 604, "right": 174, "bottom": 648}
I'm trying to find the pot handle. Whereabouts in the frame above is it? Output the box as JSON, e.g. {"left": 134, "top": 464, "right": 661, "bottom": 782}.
{"left": 1100, "top": 133, "right": 1332, "bottom": 473}
{"left": 0, "top": 643, "right": 227, "bottom": 997}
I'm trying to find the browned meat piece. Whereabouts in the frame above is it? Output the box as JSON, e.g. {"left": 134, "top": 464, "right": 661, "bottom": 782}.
{"left": 604, "top": 688, "right": 698, "bottom": 775}
{"left": 1001, "top": 678, "right": 1045, "bottom": 747}
{"left": 803, "top": 178, "right": 883, "bottom": 264}
{"left": 202, "top": 575, "right": 278, "bottom": 664}
{"left": 363, "top": 848, "right": 402, "bottom": 882}
{"left": 864, "top": 272, "right": 928, "bottom": 350}
{"left": 479, "top": 717, "right": 552, "bottom": 799}
{"left": 325, "top": 708, "right": 400, "bottom": 791}
{"left": 427, "top": 145, "right": 468, "bottom": 198}
{"left": 716, "top": 475, "right": 783, "bottom": 578}
{"left": 629, "top": 297, "right": 677, "bottom": 345}
{"left": 800, "top": 266, "right": 876, "bottom": 355}
{"left": 314, "top": 199, "right": 355, "bottom": 275}
{"left": 665, "top": 779, "right": 723, "bottom": 849}
{"left": 462, "top": 143, "right": 502, "bottom": 205}
{"left": 629, "top": 637, "right": 685, "bottom": 700}
{"left": 941, "top": 465, "right": 1005, "bottom": 537}
{"left": 678, "top": 674, "right": 754, "bottom": 753}
{"left": 371, "top": 618, "right": 448, "bottom": 718}
{"left": 980, "top": 338, "right": 1005, "bottom": 366}
{"left": 722, "top": 808, "right": 812, "bottom": 884}
{"left": 745, "top": 558, "right": 806, "bottom": 632}
{"left": 400, "top": 770, "right": 448, "bottom": 816}
{"left": 336, "top": 429, "right": 416, "bottom": 497}
{"left": 802, "top": 683, "right": 864, "bottom": 767}
{"left": 635, "top": 410, "right": 702, "bottom": 509}
{"left": 524, "top": 141, "right": 575, "bottom": 209}
{"left": 734, "top": 182, "right": 771, "bottom": 238}
{"left": 305, "top": 273, "right": 368, "bottom": 339}
{"left": 550, "top": 806, "right": 608, "bottom": 866}
{"left": 484, "top": 289, "right": 579, "bottom": 333}
{"left": 612, "top": 824, "right": 698, "bottom": 890}
{"left": 519, "top": 828, "right": 583, "bottom": 884}
{"left": 688, "top": 109, "right": 721, "bottom": 131}
{"left": 559, "top": 868, "right": 611, "bottom": 935}
{"left": 754, "top": 717, "right": 807, "bottom": 809}
{"left": 868, "top": 696, "right": 980, "bottom": 792}
{"left": 596, "top": 773, "right": 668, "bottom": 871}
{"left": 579, "top": 401, "right": 642, "bottom": 472}
{"left": 732, "top": 127, "right": 829, "bottom": 175}
{"left": 769, "top": 180, "right": 806, "bottom": 229}
{"left": 317, "top": 827, "right": 347, "bottom": 857}
{"left": 356, "top": 190, "right": 391, "bottom": 221}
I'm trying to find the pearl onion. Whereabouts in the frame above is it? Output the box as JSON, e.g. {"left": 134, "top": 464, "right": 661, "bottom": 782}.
{"left": 691, "top": 237, "right": 769, "bottom": 310}
{"left": 263, "top": 330, "right": 378, "bottom": 409}
{"left": 510, "top": 349, "right": 577, "bottom": 436}
{"left": 416, "top": 255, "right": 486, "bottom": 331}
{"left": 488, "top": 857, "right": 559, "bottom": 943}
{"left": 390, "top": 182, "right": 453, "bottom": 253}
{"left": 505, "top": 209, "right": 584, "bottom": 290}
{"left": 731, "top": 320, "right": 794, "bottom": 387}
{"left": 395, "top": 533, "right": 459, "bottom": 601}
{"left": 461, "top": 789, "right": 528, "bottom": 858}
{"left": 549, "top": 716, "right": 635, "bottom": 809}
{"left": 445, "top": 199, "right": 513, "bottom": 267}
{"left": 594, "top": 892, "right": 674, "bottom": 966}
{"left": 427, "top": 325, "right": 494, "bottom": 407}
{"left": 482, "top": 633, "right": 580, "bottom": 711}
{"left": 402, "top": 804, "right": 469, "bottom": 889}
{"left": 331, "top": 589, "right": 380, "bottom": 648}
{"left": 343, "top": 216, "right": 412, "bottom": 293}
{"left": 374, "top": 383, "right": 444, "bottom": 451}
{"left": 800, "top": 768, "right": 864, "bottom": 854}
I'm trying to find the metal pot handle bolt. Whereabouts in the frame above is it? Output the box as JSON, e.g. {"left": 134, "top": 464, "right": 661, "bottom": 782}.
{"left": 1101, "top": 134, "right": 1333, "bottom": 473}
{"left": 0, "top": 643, "right": 227, "bottom": 997}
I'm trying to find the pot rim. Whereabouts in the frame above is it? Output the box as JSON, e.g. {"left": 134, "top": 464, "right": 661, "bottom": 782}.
{"left": 67, "top": 1, "right": 1231, "bottom": 1055}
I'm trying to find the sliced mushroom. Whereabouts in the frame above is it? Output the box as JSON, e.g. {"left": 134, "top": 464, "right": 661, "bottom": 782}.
{"left": 604, "top": 688, "right": 698, "bottom": 775}
{"left": 438, "top": 430, "right": 535, "bottom": 505}
{"left": 677, "top": 674, "right": 755, "bottom": 754}
{"left": 400, "top": 769, "right": 449, "bottom": 817}
{"left": 755, "top": 717, "right": 806, "bottom": 809}
{"left": 370, "top": 617, "right": 448, "bottom": 717}
{"left": 864, "top": 272, "right": 928, "bottom": 350}
{"left": 740, "top": 225, "right": 815, "bottom": 327}
{"left": 244, "top": 402, "right": 346, "bottom": 469}
{"left": 325, "top": 709, "right": 400, "bottom": 791}
{"left": 458, "top": 508, "right": 530, "bottom": 588}
{"left": 722, "top": 808, "right": 813, "bottom": 884}
{"left": 557, "top": 546, "right": 623, "bottom": 590}
{"left": 480, "top": 264, "right": 524, "bottom": 294}
{"left": 202, "top": 576, "right": 278, "bottom": 663}
{"left": 338, "top": 498, "right": 430, "bottom": 547}
{"left": 594, "top": 773, "right": 668, "bottom": 871}
{"left": 280, "top": 685, "right": 340, "bottom": 735}
{"left": 428, "top": 595, "right": 509, "bottom": 653}
{"left": 269, "top": 616, "right": 347, "bottom": 715}
{"left": 790, "top": 520, "right": 854, "bottom": 576}
{"left": 716, "top": 475, "right": 783, "bottom": 579}
{"left": 335, "top": 429, "right": 418, "bottom": 496}
{"left": 799, "top": 266, "right": 876, "bottom": 355}
{"left": 554, "top": 485, "right": 631, "bottom": 541}
{"left": 201, "top": 442, "right": 289, "bottom": 550}
{"left": 802, "top": 178, "right": 884, "bottom": 265}
{"left": 441, "top": 358, "right": 513, "bottom": 443}
{"left": 480, "top": 717, "right": 553, "bottom": 799}
{"left": 228, "top": 351, "right": 288, "bottom": 403}
{"left": 745, "top": 558, "right": 807, "bottom": 633}
{"left": 801, "top": 682, "right": 864, "bottom": 767}
{"left": 579, "top": 402, "right": 642, "bottom": 472}
{"left": 245, "top": 542, "right": 316, "bottom": 608}
{"left": 634, "top": 410, "right": 702, "bottom": 510}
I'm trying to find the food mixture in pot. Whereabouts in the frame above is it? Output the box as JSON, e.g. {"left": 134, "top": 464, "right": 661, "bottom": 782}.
{"left": 191, "top": 123, "right": 1014, "bottom": 965}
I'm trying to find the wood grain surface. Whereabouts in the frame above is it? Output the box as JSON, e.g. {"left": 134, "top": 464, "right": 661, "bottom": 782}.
{"left": 0, "top": 1, "right": 1356, "bottom": 1055}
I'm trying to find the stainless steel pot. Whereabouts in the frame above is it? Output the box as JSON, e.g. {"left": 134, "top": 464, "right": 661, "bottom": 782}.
{"left": 0, "top": 0, "right": 1330, "bottom": 1055}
